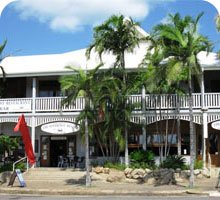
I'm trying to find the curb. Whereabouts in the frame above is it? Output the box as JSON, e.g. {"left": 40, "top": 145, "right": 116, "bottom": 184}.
{"left": 186, "top": 189, "right": 220, "bottom": 197}
{"left": 0, "top": 187, "right": 188, "bottom": 196}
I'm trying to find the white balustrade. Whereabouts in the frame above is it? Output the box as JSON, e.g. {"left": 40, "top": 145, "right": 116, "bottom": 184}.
{"left": 128, "top": 95, "right": 142, "bottom": 110}
{"left": 144, "top": 93, "right": 202, "bottom": 109}
{"left": 204, "top": 93, "right": 220, "bottom": 108}
{"left": 35, "top": 97, "right": 85, "bottom": 112}
{"left": 0, "top": 93, "right": 220, "bottom": 114}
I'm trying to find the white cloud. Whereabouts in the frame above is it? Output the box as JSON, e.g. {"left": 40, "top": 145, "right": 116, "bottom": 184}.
{"left": 14, "top": 0, "right": 150, "bottom": 32}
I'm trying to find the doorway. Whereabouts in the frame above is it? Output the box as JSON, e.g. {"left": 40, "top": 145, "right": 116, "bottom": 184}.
{"left": 50, "top": 138, "right": 67, "bottom": 167}
{"left": 40, "top": 135, "right": 76, "bottom": 167}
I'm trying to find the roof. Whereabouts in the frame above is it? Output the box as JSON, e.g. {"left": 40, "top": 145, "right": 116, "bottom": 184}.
{"left": 1, "top": 48, "right": 86, "bottom": 77}
{"left": 0, "top": 42, "right": 149, "bottom": 78}
{"left": 198, "top": 51, "right": 220, "bottom": 71}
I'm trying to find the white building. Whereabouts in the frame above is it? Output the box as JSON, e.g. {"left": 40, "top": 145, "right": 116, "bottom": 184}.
{"left": 1, "top": 36, "right": 220, "bottom": 167}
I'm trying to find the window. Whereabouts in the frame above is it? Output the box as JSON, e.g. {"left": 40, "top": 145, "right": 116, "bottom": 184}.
{"left": 39, "top": 80, "right": 61, "bottom": 97}
{"left": 147, "top": 133, "right": 177, "bottom": 145}
{"left": 35, "top": 139, "right": 39, "bottom": 153}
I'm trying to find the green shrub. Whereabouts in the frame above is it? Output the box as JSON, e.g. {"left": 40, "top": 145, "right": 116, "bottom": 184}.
{"left": 15, "top": 162, "right": 26, "bottom": 172}
{"left": 160, "top": 155, "right": 186, "bottom": 170}
{"left": 0, "top": 161, "right": 26, "bottom": 173}
{"left": 103, "top": 162, "right": 126, "bottom": 171}
{"left": 182, "top": 159, "right": 204, "bottom": 170}
{"left": 0, "top": 163, "right": 13, "bottom": 173}
{"left": 129, "top": 150, "right": 155, "bottom": 169}
{"left": 0, "top": 135, "right": 19, "bottom": 156}
{"left": 194, "top": 159, "right": 203, "bottom": 169}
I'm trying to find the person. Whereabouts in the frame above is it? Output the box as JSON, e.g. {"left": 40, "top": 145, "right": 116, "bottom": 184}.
{"left": 57, "top": 155, "right": 64, "bottom": 167}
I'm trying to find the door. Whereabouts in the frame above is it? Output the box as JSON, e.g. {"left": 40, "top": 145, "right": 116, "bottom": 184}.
{"left": 50, "top": 138, "right": 67, "bottom": 167}
{"left": 40, "top": 136, "right": 50, "bottom": 167}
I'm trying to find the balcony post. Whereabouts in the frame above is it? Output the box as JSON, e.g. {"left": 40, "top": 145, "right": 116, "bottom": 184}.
{"left": 177, "top": 94, "right": 181, "bottom": 155}
{"left": 31, "top": 78, "right": 36, "bottom": 156}
{"left": 201, "top": 70, "right": 208, "bottom": 168}
{"left": 142, "top": 85, "right": 146, "bottom": 150}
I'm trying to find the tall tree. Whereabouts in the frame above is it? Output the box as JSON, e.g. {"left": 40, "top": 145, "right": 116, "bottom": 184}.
{"left": 216, "top": 15, "right": 220, "bottom": 32}
{"left": 0, "top": 40, "right": 7, "bottom": 97}
{"left": 93, "top": 69, "right": 139, "bottom": 161}
{"left": 92, "top": 71, "right": 125, "bottom": 160}
{"left": 146, "top": 13, "right": 211, "bottom": 188}
{"left": 87, "top": 14, "right": 142, "bottom": 165}
{"left": 60, "top": 65, "right": 102, "bottom": 187}
{"left": 140, "top": 42, "right": 184, "bottom": 161}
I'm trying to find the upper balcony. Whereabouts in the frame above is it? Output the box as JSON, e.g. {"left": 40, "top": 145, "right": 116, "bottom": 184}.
{"left": 0, "top": 93, "right": 219, "bottom": 114}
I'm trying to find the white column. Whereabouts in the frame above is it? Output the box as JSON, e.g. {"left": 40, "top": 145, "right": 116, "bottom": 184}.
{"left": 31, "top": 78, "right": 36, "bottom": 155}
{"left": 201, "top": 71, "right": 208, "bottom": 168}
{"left": 202, "top": 109, "right": 208, "bottom": 168}
{"left": 177, "top": 95, "right": 181, "bottom": 155}
{"left": 142, "top": 85, "right": 146, "bottom": 150}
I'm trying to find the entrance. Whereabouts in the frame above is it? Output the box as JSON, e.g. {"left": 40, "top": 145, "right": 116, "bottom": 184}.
{"left": 40, "top": 135, "right": 76, "bottom": 167}
{"left": 50, "top": 138, "right": 67, "bottom": 167}
{"left": 208, "top": 133, "right": 220, "bottom": 167}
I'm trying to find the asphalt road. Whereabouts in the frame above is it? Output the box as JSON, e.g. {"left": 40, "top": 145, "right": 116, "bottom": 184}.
{"left": 0, "top": 195, "right": 219, "bottom": 200}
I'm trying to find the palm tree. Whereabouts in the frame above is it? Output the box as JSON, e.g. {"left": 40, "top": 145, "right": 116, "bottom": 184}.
{"left": 0, "top": 40, "right": 7, "bottom": 97}
{"left": 86, "top": 14, "right": 142, "bottom": 166}
{"left": 146, "top": 13, "right": 211, "bottom": 188}
{"left": 94, "top": 70, "right": 138, "bottom": 161}
{"left": 215, "top": 15, "right": 220, "bottom": 32}
{"left": 92, "top": 71, "right": 126, "bottom": 160}
{"left": 60, "top": 65, "right": 102, "bottom": 187}
{"left": 140, "top": 42, "right": 184, "bottom": 162}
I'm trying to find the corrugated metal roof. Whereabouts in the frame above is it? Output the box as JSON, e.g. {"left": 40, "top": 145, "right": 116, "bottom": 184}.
{"left": 0, "top": 42, "right": 219, "bottom": 78}
{"left": 0, "top": 42, "right": 150, "bottom": 77}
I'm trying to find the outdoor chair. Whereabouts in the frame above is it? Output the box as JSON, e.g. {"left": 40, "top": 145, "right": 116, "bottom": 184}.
{"left": 57, "top": 155, "right": 69, "bottom": 168}
{"left": 73, "top": 156, "right": 79, "bottom": 168}
{"left": 76, "top": 156, "right": 85, "bottom": 168}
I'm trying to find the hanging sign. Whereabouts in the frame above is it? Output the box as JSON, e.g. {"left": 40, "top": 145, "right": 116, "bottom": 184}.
{"left": 41, "top": 122, "right": 79, "bottom": 134}
{"left": 211, "top": 120, "right": 220, "bottom": 130}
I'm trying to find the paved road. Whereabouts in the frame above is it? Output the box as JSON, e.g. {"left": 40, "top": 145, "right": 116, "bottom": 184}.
{"left": 0, "top": 195, "right": 219, "bottom": 200}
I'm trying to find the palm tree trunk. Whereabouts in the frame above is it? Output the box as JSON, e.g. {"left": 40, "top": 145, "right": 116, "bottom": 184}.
{"left": 177, "top": 95, "right": 181, "bottom": 155}
{"left": 85, "top": 97, "right": 91, "bottom": 187}
{"left": 85, "top": 115, "right": 91, "bottom": 186}
{"left": 121, "top": 51, "right": 129, "bottom": 166}
{"left": 95, "top": 128, "right": 106, "bottom": 157}
{"left": 124, "top": 126, "right": 129, "bottom": 166}
{"left": 188, "top": 74, "right": 195, "bottom": 188}
{"left": 164, "top": 109, "right": 169, "bottom": 159}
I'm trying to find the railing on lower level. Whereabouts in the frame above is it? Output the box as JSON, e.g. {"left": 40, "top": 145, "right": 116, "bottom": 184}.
{"left": 0, "top": 93, "right": 220, "bottom": 114}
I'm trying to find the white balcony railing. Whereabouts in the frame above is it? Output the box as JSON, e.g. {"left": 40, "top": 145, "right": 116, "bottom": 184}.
{"left": 35, "top": 97, "right": 85, "bottom": 112}
{"left": 0, "top": 93, "right": 219, "bottom": 113}
{"left": 145, "top": 93, "right": 202, "bottom": 109}
{"left": 204, "top": 93, "right": 220, "bottom": 108}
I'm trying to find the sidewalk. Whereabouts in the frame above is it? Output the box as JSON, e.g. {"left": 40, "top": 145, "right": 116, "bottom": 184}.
{"left": 0, "top": 170, "right": 220, "bottom": 196}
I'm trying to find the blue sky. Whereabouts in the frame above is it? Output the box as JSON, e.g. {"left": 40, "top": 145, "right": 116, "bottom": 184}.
{"left": 0, "top": 0, "right": 219, "bottom": 57}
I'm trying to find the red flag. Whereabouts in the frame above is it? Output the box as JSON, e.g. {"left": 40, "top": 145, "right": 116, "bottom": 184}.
{"left": 14, "top": 114, "right": 36, "bottom": 165}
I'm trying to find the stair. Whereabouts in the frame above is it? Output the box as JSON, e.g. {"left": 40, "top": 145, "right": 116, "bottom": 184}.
{"left": 21, "top": 167, "right": 87, "bottom": 187}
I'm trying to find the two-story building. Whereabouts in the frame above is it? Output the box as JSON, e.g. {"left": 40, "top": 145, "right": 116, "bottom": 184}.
{"left": 1, "top": 36, "right": 220, "bottom": 167}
